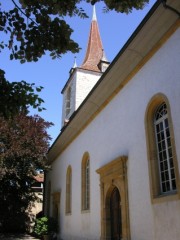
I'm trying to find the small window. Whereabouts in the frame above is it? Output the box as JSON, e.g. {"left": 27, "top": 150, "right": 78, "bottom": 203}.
{"left": 66, "top": 86, "right": 71, "bottom": 116}
{"left": 66, "top": 166, "right": 72, "bottom": 214}
{"left": 82, "top": 153, "right": 90, "bottom": 211}
{"left": 85, "top": 159, "right": 90, "bottom": 210}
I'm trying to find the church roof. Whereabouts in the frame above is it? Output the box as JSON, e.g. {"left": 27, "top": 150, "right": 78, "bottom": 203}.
{"left": 80, "top": 5, "right": 106, "bottom": 72}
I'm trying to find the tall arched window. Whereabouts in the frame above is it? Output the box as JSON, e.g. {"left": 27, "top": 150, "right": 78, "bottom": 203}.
{"left": 85, "top": 159, "right": 90, "bottom": 209}
{"left": 66, "top": 86, "right": 71, "bottom": 117}
{"left": 66, "top": 166, "right": 72, "bottom": 214}
{"left": 82, "top": 153, "right": 90, "bottom": 211}
{"left": 145, "top": 94, "right": 179, "bottom": 203}
{"left": 154, "top": 102, "right": 176, "bottom": 193}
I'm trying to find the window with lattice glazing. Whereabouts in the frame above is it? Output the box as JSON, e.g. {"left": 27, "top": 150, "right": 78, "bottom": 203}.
{"left": 154, "top": 102, "right": 176, "bottom": 194}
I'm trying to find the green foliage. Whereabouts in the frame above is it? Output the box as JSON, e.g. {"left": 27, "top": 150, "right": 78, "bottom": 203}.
{"left": 34, "top": 216, "right": 58, "bottom": 237}
{"left": 0, "top": 0, "right": 86, "bottom": 62}
{"left": 0, "top": 69, "right": 45, "bottom": 118}
{"left": 34, "top": 217, "right": 49, "bottom": 236}
{"left": 88, "top": 0, "right": 149, "bottom": 13}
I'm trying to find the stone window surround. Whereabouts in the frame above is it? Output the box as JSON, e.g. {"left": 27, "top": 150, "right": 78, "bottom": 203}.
{"left": 66, "top": 165, "right": 72, "bottom": 214}
{"left": 145, "top": 93, "right": 180, "bottom": 204}
{"left": 81, "top": 152, "right": 90, "bottom": 212}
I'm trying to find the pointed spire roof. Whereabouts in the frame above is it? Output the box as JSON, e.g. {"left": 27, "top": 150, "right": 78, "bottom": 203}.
{"left": 81, "top": 5, "right": 107, "bottom": 72}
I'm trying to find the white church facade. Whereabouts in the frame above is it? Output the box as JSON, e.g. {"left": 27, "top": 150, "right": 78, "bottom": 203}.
{"left": 44, "top": 0, "right": 180, "bottom": 239}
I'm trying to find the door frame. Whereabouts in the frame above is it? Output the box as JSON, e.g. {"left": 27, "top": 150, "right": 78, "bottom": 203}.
{"left": 96, "top": 156, "right": 130, "bottom": 240}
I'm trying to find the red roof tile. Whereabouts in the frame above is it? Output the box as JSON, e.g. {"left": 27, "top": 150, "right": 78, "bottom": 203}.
{"left": 33, "top": 174, "right": 44, "bottom": 183}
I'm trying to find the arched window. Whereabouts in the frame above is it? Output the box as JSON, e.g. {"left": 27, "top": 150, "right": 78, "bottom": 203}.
{"left": 82, "top": 153, "right": 90, "bottom": 211}
{"left": 66, "top": 166, "right": 72, "bottom": 214}
{"left": 85, "top": 159, "right": 90, "bottom": 209}
{"left": 145, "top": 94, "right": 179, "bottom": 203}
{"left": 66, "top": 86, "right": 71, "bottom": 117}
{"left": 154, "top": 102, "right": 176, "bottom": 193}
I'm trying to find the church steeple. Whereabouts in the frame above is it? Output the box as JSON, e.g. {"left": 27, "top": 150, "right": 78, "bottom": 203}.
{"left": 81, "top": 5, "right": 107, "bottom": 72}
{"left": 61, "top": 5, "right": 109, "bottom": 127}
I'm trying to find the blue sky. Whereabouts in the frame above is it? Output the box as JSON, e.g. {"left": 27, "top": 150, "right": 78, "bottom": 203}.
{"left": 1, "top": 0, "right": 156, "bottom": 144}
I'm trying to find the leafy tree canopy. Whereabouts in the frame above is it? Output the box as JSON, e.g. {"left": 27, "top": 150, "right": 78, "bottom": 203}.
{"left": 0, "top": 69, "right": 45, "bottom": 118}
{"left": 0, "top": 0, "right": 149, "bottom": 63}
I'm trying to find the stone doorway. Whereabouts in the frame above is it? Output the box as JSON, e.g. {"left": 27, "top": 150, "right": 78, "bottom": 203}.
{"left": 96, "top": 156, "right": 130, "bottom": 240}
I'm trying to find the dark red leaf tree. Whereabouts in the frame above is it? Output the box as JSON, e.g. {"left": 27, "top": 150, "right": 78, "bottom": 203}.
{"left": 0, "top": 71, "right": 53, "bottom": 232}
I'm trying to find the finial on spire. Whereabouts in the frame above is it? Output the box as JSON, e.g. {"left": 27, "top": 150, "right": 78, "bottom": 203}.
{"left": 92, "top": 5, "right": 97, "bottom": 21}
{"left": 69, "top": 56, "right": 77, "bottom": 75}
{"left": 73, "top": 56, "right": 77, "bottom": 68}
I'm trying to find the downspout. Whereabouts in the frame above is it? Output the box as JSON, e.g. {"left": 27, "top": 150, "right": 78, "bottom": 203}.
{"left": 161, "top": 0, "right": 180, "bottom": 17}
{"left": 42, "top": 170, "right": 46, "bottom": 216}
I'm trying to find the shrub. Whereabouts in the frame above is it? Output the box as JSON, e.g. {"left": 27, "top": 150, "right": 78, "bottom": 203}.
{"left": 34, "top": 216, "right": 58, "bottom": 237}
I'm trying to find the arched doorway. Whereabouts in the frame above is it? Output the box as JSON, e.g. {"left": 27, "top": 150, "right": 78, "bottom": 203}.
{"left": 96, "top": 156, "right": 130, "bottom": 240}
{"left": 110, "top": 187, "right": 122, "bottom": 240}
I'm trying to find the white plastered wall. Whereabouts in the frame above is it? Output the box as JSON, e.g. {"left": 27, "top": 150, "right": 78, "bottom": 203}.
{"left": 75, "top": 70, "right": 101, "bottom": 110}
{"left": 61, "top": 69, "right": 101, "bottom": 127}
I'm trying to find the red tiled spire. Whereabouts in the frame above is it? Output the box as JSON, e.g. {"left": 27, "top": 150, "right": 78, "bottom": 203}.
{"left": 81, "top": 5, "right": 104, "bottom": 72}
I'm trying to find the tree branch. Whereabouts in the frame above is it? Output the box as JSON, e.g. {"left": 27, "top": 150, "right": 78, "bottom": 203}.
{"left": 11, "top": 0, "right": 38, "bottom": 26}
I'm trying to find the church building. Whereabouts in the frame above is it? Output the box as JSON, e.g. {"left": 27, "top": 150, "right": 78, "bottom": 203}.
{"left": 44, "top": 0, "right": 180, "bottom": 239}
